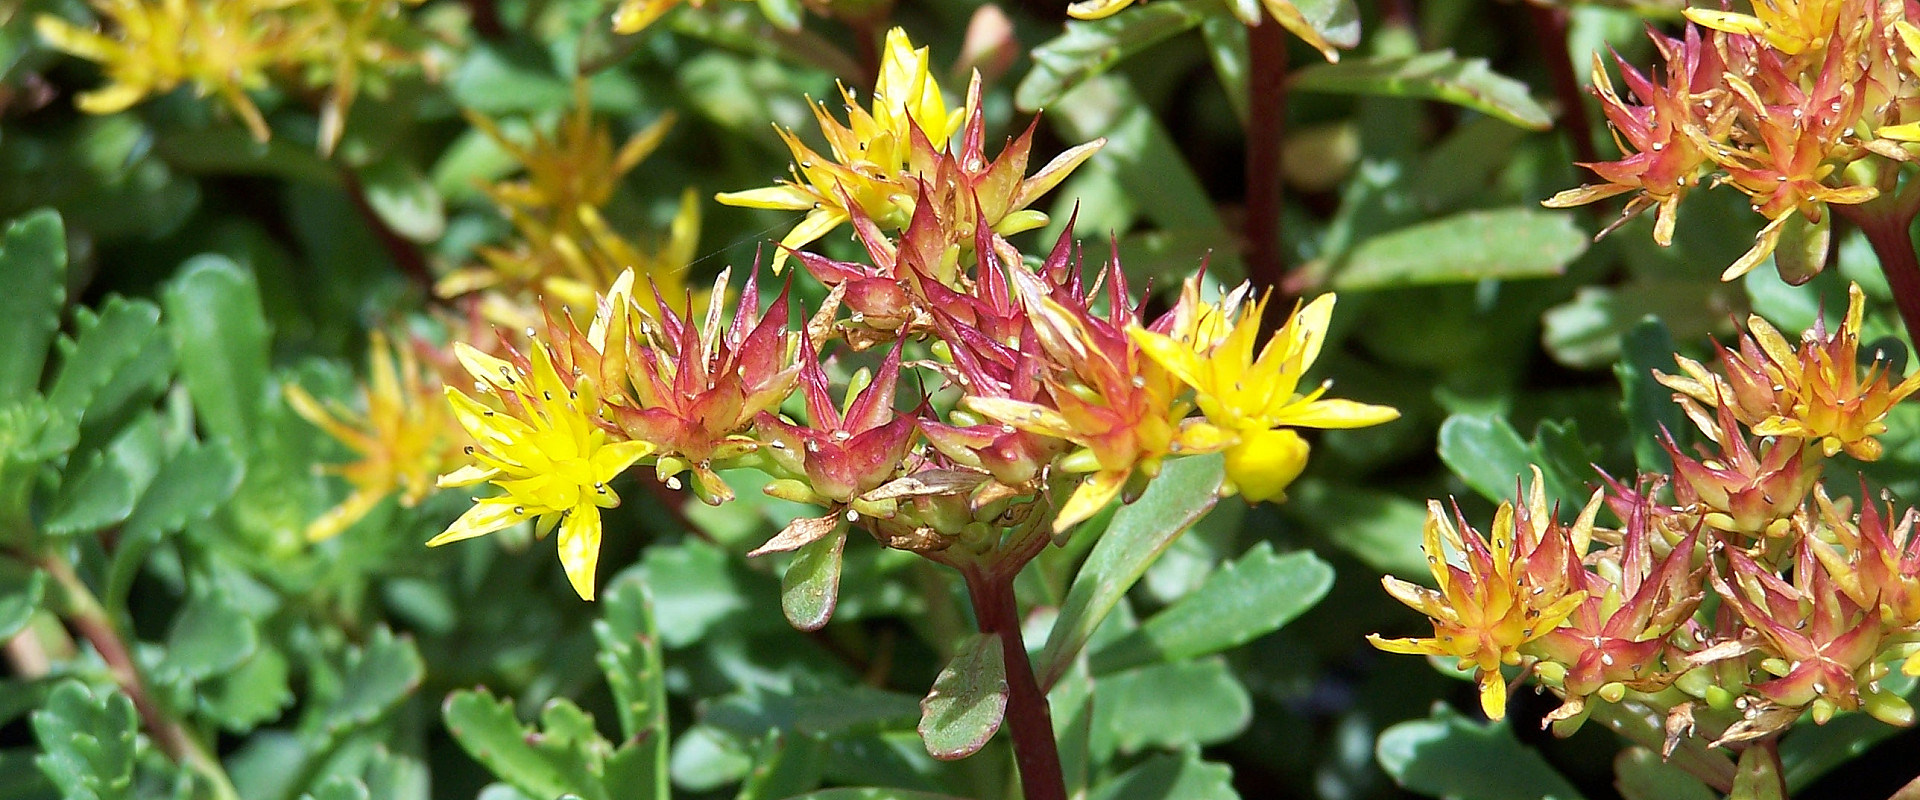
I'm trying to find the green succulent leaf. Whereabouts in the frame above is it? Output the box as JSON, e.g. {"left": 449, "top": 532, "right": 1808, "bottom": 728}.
{"left": 1016, "top": 3, "right": 1208, "bottom": 112}
{"left": 779, "top": 526, "right": 846, "bottom": 632}
{"left": 0, "top": 567, "right": 47, "bottom": 642}
{"left": 0, "top": 209, "right": 66, "bottom": 404}
{"left": 161, "top": 589, "right": 258, "bottom": 682}
{"left": 1292, "top": 50, "right": 1552, "bottom": 130}
{"left": 442, "top": 689, "right": 618, "bottom": 800}
{"left": 163, "top": 256, "right": 271, "bottom": 448}
{"left": 318, "top": 627, "right": 423, "bottom": 738}
{"left": 31, "top": 681, "right": 139, "bottom": 800}
{"left": 1088, "top": 748, "right": 1239, "bottom": 800}
{"left": 1036, "top": 453, "right": 1224, "bottom": 689}
{"left": 1329, "top": 207, "right": 1587, "bottom": 290}
{"left": 1091, "top": 543, "right": 1332, "bottom": 674}
{"left": 1091, "top": 659, "right": 1251, "bottom": 757}
{"left": 917, "top": 632, "right": 1008, "bottom": 760}
{"left": 1376, "top": 703, "right": 1586, "bottom": 800}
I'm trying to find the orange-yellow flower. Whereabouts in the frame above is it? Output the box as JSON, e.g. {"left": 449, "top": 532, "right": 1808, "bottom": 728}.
{"left": 1369, "top": 473, "right": 1594, "bottom": 720}
{"left": 36, "top": 0, "right": 284, "bottom": 141}
{"left": 1658, "top": 284, "right": 1920, "bottom": 461}
{"left": 287, "top": 330, "right": 465, "bottom": 541}
{"left": 717, "top": 28, "right": 964, "bottom": 272}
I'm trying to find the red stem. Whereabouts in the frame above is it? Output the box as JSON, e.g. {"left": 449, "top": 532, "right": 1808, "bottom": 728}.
{"left": 1245, "top": 18, "right": 1290, "bottom": 316}
{"left": 1843, "top": 208, "right": 1920, "bottom": 348}
{"left": 963, "top": 568, "right": 1065, "bottom": 800}
{"left": 1527, "top": 5, "right": 1601, "bottom": 170}
{"left": 339, "top": 167, "right": 439, "bottom": 303}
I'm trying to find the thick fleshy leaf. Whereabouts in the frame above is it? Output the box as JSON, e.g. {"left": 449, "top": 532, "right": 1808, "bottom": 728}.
{"left": 1376, "top": 704, "right": 1587, "bottom": 800}
{"left": 1616, "top": 747, "right": 1715, "bottom": 800}
{"left": 0, "top": 210, "right": 66, "bottom": 404}
{"left": 161, "top": 590, "right": 258, "bottom": 681}
{"left": 779, "top": 527, "right": 846, "bottom": 631}
{"left": 1036, "top": 454, "right": 1224, "bottom": 689}
{"left": 0, "top": 567, "right": 47, "bottom": 641}
{"left": 360, "top": 157, "right": 446, "bottom": 243}
{"left": 1292, "top": 50, "right": 1552, "bottom": 130}
{"left": 1092, "top": 659, "right": 1251, "bottom": 757}
{"left": 918, "top": 632, "right": 1008, "bottom": 760}
{"left": 1329, "top": 207, "right": 1586, "bottom": 290}
{"left": 1091, "top": 544, "right": 1331, "bottom": 673}
{"left": 1088, "top": 750, "right": 1239, "bottom": 800}
{"left": 1015, "top": 3, "right": 1208, "bottom": 112}
{"left": 164, "top": 255, "right": 270, "bottom": 447}
{"left": 31, "top": 682, "right": 137, "bottom": 800}
{"left": 593, "top": 580, "right": 670, "bottom": 798}
{"left": 319, "top": 627, "right": 424, "bottom": 738}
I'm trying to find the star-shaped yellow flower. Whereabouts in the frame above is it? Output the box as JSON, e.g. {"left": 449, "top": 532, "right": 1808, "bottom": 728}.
{"left": 1130, "top": 286, "right": 1398, "bottom": 502}
{"left": 429, "top": 340, "right": 652, "bottom": 601}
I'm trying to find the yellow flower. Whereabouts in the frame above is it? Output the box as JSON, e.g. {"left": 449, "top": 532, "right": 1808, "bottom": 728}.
{"left": 36, "top": 0, "right": 287, "bottom": 141}
{"left": 436, "top": 82, "right": 697, "bottom": 321}
{"left": 1368, "top": 475, "right": 1596, "bottom": 720}
{"left": 716, "top": 27, "right": 966, "bottom": 272}
{"left": 1130, "top": 286, "right": 1398, "bottom": 502}
{"left": 287, "top": 330, "right": 464, "bottom": 541}
{"left": 429, "top": 340, "right": 653, "bottom": 601}
{"left": 1683, "top": 0, "right": 1846, "bottom": 56}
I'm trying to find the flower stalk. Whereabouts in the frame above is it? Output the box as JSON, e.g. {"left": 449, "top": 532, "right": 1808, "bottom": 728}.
{"left": 1245, "top": 17, "right": 1290, "bottom": 311}
{"left": 961, "top": 563, "right": 1066, "bottom": 800}
{"left": 1835, "top": 203, "right": 1920, "bottom": 349}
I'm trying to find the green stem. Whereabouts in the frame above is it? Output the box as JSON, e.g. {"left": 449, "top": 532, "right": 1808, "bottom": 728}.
{"left": 41, "top": 555, "right": 241, "bottom": 800}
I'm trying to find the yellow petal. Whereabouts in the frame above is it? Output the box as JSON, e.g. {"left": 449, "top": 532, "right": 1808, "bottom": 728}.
{"left": 964, "top": 396, "right": 1077, "bottom": 440}
{"left": 557, "top": 504, "right": 603, "bottom": 601}
{"left": 455, "top": 342, "right": 517, "bottom": 389}
{"left": 1224, "top": 428, "right": 1310, "bottom": 503}
{"left": 1130, "top": 328, "right": 1210, "bottom": 392}
{"left": 769, "top": 208, "right": 848, "bottom": 274}
{"left": 715, "top": 184, "right": 817, "bottom": 211}
{"left": 1067, "top": 0, "right": 1135, "bottom": 18}
{"left": 1277, "top": 398, "right": 1400, "bottom": 429}
{"left": 1681, "top": 9, "right": 1766, "bottom": 37}
{"left": 1541, "top": 183, "right": 1633, "bottom": 209}
{"left": 611, "top": 0, "right": 678, "bottom": 33}
{"left": 438, "top": 463, "right": 502, "bottom": 488}
{"left": 1055, "top": 469, "right": 1127, "bottom": 532}
{"left": 428, "top": 499, "right": 523, "bottom": 546}
{"left": 1366, "top": 633, "right": 1445, "bottom": 656}
{"left": 1478, "top": 669, "right": 1509, "bottom": 720}
{"left": 305, "top": 489, "right": 386, "bottom": 543}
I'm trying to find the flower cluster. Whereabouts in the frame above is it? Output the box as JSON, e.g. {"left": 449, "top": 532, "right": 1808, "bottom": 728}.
{"left": 1373, "top": 284, "right": 1920, "bottom": 750}
{"left": 717, "top": 28, "right": 1101, "bottom": 273}
{"left": 1544, "top": 0, "right": 1917, "bottom": 283}
{"left": 36, "top": 0, "right": 430, "bottom": 153}
{"left": 420, "top": 29, "right": 1398, "bottom": 603}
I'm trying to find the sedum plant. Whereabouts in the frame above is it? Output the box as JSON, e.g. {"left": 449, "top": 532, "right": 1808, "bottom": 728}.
{"left": 8, "top": 0, "right": 1920, "bottom": 795}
